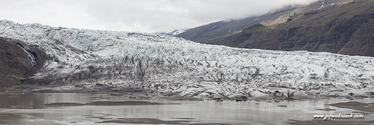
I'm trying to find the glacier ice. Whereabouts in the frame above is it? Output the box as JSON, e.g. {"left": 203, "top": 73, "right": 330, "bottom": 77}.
{"left": 1, "top": 20, "right": 374, "bottom": 100}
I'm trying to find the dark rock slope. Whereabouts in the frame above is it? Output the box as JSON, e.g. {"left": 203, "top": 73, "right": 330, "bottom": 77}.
{"left": 0, "top": 38, "right": 47, "bottom": 86}
{"left": 177, "top": 0, "right": 350, "bottom": 45}
{"left": 176, "top": 6, "right": 297, "bottom": 43}
{"left": 193, "top": 0, "right": 374, "bottom": 57}
{"left": 241, "top": 0, "right": 374, "bottom": 56}
{"left": 0, "top": 38, "right": 32, "bottom": 86}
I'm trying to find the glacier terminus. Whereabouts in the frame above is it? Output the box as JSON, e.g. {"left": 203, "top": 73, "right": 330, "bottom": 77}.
{"left": 1, "top": 20, "right": 373, "bottom": 101}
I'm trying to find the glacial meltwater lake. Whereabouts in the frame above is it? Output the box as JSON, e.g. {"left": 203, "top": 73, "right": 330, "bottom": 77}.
{"left": 1, "top": 92, "right": 374, "bottom": 125}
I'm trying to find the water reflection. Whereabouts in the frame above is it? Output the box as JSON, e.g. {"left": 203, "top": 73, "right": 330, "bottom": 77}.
{"left": 0, "top": 93, "right": 93, "bottom": 109}
{"left": 0, "top": 93, "right": 374, "bottom": 125}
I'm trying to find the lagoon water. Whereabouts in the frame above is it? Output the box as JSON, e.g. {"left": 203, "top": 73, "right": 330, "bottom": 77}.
{"left": 0, "top": 92, "right": 374, "bottom": 125}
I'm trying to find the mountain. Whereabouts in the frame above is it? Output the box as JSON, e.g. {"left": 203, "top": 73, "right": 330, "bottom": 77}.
{"left": 177, "top": 0, "right": 374, "bottom": 56}
{"left": 1, "top": 20, "right": 374, "bottom": 100}
{"left": 176, "top": 0, "right": 351, "bottom": 43}
{"left": 238, "top": 0, "right": 374, "bottom": 57}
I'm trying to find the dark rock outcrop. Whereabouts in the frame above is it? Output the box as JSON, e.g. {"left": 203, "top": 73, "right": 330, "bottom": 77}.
{"left": 0, "top": 38, "right": 48, "bottom": 86}
{"left": 0, "top": 38, "right": 33, "bottom": 86}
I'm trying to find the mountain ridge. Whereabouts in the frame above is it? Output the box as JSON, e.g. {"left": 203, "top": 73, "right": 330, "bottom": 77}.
{"left": 176, "top": 0, "right": 350, "bottom": 42}
{"left": 239, "top": 0, "right": 374, "bottom": 56}
{"left": 176, "top": 0, "right": 374, "bottom": 56}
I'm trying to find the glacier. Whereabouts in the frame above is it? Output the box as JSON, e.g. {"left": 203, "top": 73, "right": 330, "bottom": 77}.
{"left": 1, "top": 20, "right": 374, "bottom": 100}
{"left": 156, "top": 29, "right": 186, "bottom": 36}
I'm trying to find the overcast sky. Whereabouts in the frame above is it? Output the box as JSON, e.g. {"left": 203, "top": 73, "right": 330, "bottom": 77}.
{"left": 0, "top": 0, "right": 314, "bottom": 33}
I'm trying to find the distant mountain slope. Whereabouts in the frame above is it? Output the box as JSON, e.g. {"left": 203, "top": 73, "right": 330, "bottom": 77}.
{"left": 179, "top": 0, "right": 374, "bottom": 57}
{"left": 1, "top": 20, "right": 374, "bottom": 100}
{"left": 176, "top": 0, "right": 350, "bottom": 45}
{"left": 232, "top": 0, "right": 374, "bottom": 56}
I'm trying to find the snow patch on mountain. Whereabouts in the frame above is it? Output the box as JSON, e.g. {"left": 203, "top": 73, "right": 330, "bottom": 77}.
{"left": 1, "top": 20, "right": 374, "bottom": 100}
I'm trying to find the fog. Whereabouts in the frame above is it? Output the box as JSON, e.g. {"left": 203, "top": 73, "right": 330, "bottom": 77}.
{"left": 0, "top": 0, "right": 316, "bottom": 32}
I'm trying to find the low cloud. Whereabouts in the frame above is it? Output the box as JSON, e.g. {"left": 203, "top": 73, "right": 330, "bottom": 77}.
{"left": 0, "top": 0, "right": 315, "bottom": 33}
